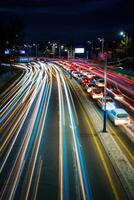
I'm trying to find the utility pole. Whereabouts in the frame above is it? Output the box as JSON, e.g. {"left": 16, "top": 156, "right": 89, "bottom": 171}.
{"left": 24, "top": 44, "right": 29, "bottom": 62}
{"left": 98, "top": 38, "right": 107, "bottom": 132}
{"left": 103, "top": 53, "right": 107, "bottom": 132}
{"left": 86, "top": 51, "right": 88, "bottom": 59}
{"left": 52, "top": 43, "right": 56, "bottom": 58}
{"left": 59, "top": 44, "right": 61, "bottom": 58}
{"left": 33, "top": 43, "right": 39, "bottom": 58}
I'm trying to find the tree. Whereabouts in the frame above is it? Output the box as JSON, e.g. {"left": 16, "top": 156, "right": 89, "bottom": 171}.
{"left": 0, "top": 16, "right": 25, "bottom": 61}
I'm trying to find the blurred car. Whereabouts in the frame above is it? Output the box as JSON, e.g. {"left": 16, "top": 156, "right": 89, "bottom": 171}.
{"left": 107, "top": 89, "right": 124, "bottom": 100}
{"left": 84, "top": 83, "right": 95, "bottom": 93}
{"left": 97, "top": 97, "right": 116, "bottom": 110}
{"left": 91, "top": 76, "right": 101, "bottom": 85}
{"left": 95, "top": 79, "right": 105, "bottom": 87}
{"left": 80, "top": 69, "right": 86, "bottom": 74}
{"left": 89, "top": 66, "right": 96, "bottom": 70}
{"left": 80, "top": 77, "right": 90, "bottom": 86}
{"left": 90, "top": 88, "right": 103, "bottom": 99}
{"left": 67, "top": 67, "right": 75, "bottom": 72}
{"left": 82, "top": 71, "right": 89, "bottom": 76}
{"left": 72, "top": 71, "right": 81, "bottom": 78}
{"left": 76, "top": 74, "right": 83, "bottom": 81}
{"left": 108, "top": 108, "right": 130, "bottom": 125}
{"left": 86, "top": 72, "right": 95, "bottom": 79}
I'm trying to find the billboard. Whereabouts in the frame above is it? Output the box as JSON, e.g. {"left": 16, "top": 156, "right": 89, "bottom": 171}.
{"left": 75, "top": 48, "right": 84, "bottom": 54}
{"left": 19, "top": 50, "right": 26, "bottom": 54}
{"left": 4, "top": 49, "right": 10, "bottom": 55}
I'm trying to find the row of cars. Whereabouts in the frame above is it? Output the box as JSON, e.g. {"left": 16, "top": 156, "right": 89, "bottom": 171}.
{"left": 65, "top": 63, "right": 130, "bottom": 126}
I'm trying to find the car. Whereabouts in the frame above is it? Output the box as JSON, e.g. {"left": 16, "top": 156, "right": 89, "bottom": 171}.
{"left": 76, "top": 74, "right": 83, "bottom": 81}
{"left": 95, "top": 79, "right": 105, "bottom": 87}
{"left": 107, "top": 89, "right": 124, "bottom": 100}
{"left": 67, "top": 68, "right": 75, "bottom": 73}
{"left": 86, "top": 72, "right": 95, "bottom": 79}
{"left": 80, "top": 69, "right": 86, "bottom": 74}
{"left": 72, "top": 71, "right": 81, "bottom": 78}
{"left": 80, "top": 77, "right": 91, "bottom": 86}
{"left": 97, "top": 97, "right": 116, "bottom": 110}
{"left": 108, "top": 108, "right": 130, "bottom": 125}
{"left": 84, "top": 83, "right": 95, "bottom": 93}
{"left": 82, "top": 71, "right": 89, "bottom": 76}
{"left": 90, "top": 87, "right": 103, "bottom": 99}
{"left": 91, "top": 76, "right": 101, "bottom": 85}
{"left": 89, "top": 66, "right": 96, "bottom": 70}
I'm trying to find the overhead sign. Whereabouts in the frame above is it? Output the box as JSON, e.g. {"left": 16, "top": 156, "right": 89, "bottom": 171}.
{"left": 75, "top": 48, "right": 84, "bottom": 54}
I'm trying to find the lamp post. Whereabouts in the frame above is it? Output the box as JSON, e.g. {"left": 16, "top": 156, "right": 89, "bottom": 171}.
{"left": 24, "top": 44, "right": 29, "bottom": 61}
{"left": 52, "top": 43, "right": 57, "bottom": 58}
{"left": 119, "top": 31, "right": 128, "bottom": 55}
{"left": 58, "top": 44, "right": 64, "bottom": 58}
{"left": 87, "top": 40, "right": 93, "bottom": 59}
{"left": 98, "top": 38, "right": 107, "bottom": 132}
{"left": 59, "top": 44, "right": 61, "bottom": 58}
{"left": 29, "top": 45, "right": 32, "bottom": 57}
{"left": 98, "top": 38, "right": 104, "bottom": 53}
{"left": 33, "top": 43, "right": 39, "bottom": 58}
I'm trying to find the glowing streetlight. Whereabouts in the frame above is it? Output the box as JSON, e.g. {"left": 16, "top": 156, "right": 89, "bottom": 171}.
{"left": 33, "top": 43, "right": 39, "bottom": 58}
{"left": 87, "top": 40, "right": 93, "bottom": 59}
{"left": 119, "top": 31, "right": 128, "bottom": 54}
{"left": 120, "top": 31, "right": 124, "bottom": 36}
{"left": 98, "top": 38, "right": 104, "bottom": 53}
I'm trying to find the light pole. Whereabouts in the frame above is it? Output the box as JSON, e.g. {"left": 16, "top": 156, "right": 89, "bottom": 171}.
{"left": 29, "top": 45, "right": 32, "bottom": 57}
{"left": 59, "top": 45, "right": 64, "bottom": 58}
{"left": 52, "top": 43, "right": 57, "bottom": 58}
{"left": 98, "top": 38, "right": 107, "bottom": 132}
{"left": 87, "top": 40, "right": 93, "bottom": 59}
{"left": 33, "top": 43, "right": 39, "bottom": 58}
{"left": 86, "top": 51, "right": 89, "bottom": 59}
{"left": 119, "top": 31, "right": 128, "bottom": 55}
{"left": 24, "top": 44, "right": 29, "bottom": 61}
{"left": 59, "top": 44, "right": 61, "bottom": 58}
{"left": 98, "top": 38, "right": 104, "bottom": 53}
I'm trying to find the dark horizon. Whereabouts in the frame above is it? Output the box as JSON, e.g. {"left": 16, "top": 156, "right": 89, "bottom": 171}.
{"left": 0, "top": 0, "right": 134, "bottom": 42}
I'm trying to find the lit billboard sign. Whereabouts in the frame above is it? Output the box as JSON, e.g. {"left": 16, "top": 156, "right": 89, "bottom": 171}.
{"left": 75, "top": 48, "right": 84, "bottom": 54}
{"left": 4, "top": 49, "right": 10, "bottom": 55}
{"left": 19, "top": 50, "right": 26, "bottom": 54}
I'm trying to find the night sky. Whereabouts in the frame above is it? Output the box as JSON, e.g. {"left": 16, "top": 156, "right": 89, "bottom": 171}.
{"left": 0, "top": 0, "right": 134, "bottom": 42}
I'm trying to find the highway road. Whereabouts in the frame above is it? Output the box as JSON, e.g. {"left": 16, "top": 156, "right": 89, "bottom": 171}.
{"left": 1, "top": 61, "right": 134, "bottom": 200}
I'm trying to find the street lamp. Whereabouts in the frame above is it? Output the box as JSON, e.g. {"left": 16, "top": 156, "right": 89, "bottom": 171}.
{"left": 33, "top": 43, "right": 39, "bottom": 58}
{"left": 120, "top": 31, "right": 124, "bottom": 36}
{"left": 28, "top": 45, "right": 32, "bottom": 57}
{"left": 24, "top": 44, "right": 29, "bottom": 61}
{"left": 58, "top": 45, "right": 64, "bottom": 58}
{"left": 87, "top": 40, "right": 93, "bottom": 59}
{"left": 98, "top": 38, "right": 107, "bottom": 132}
{"left": 98, "top": 38, "right": 104, "bottom": 53}
{"left": 119, "top": 31, "right": 128, "bottom": 54}
{"left": 52, "top": 43, "right": 57, "bottom": 58}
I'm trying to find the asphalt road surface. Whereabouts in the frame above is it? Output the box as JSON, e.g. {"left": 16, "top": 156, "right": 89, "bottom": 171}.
{"left": 1, "top": 61, "right": 133, "bottom": 200}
